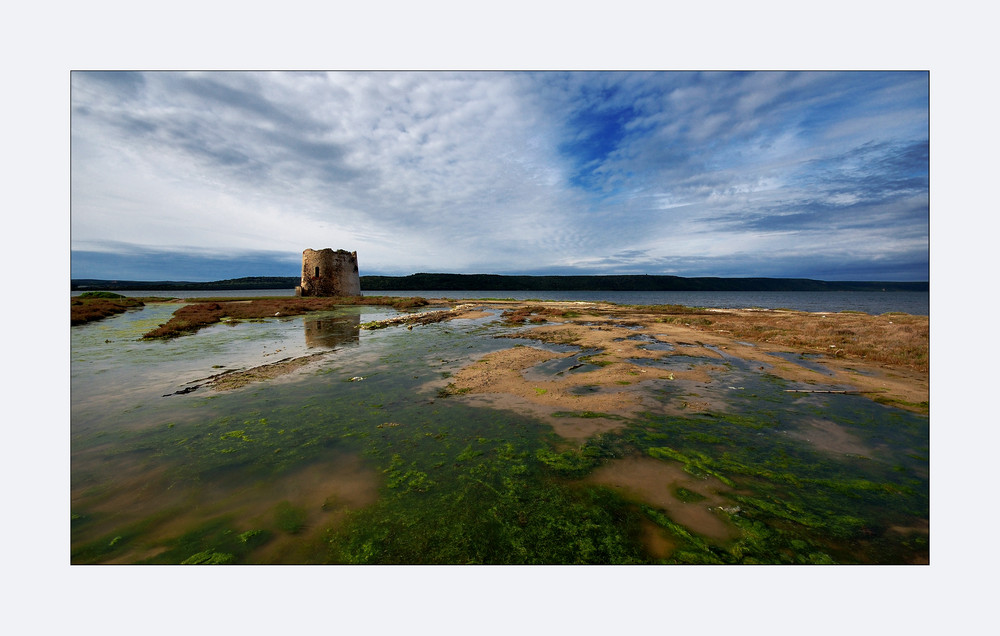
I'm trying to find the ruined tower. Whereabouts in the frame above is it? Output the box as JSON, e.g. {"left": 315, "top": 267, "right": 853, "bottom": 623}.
{"left": 296, "top": 248, "right": 361, "bottom": 297}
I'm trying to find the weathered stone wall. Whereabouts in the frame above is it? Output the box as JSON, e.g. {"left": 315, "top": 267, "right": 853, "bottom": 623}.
{"left": 295, "top": 248, "right": 361, "bottom": 297}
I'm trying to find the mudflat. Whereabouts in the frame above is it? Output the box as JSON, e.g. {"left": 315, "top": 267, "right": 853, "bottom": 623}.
{"left": 436, "top": 300, "right": 928, "bottom": 419}
{"left": 168, "top": 297, "right": 927, "bottom": 415}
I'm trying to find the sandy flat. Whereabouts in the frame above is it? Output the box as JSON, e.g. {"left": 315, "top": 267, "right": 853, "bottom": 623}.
{"left": 441, "top": 301, "right": 927, "bottom": 442}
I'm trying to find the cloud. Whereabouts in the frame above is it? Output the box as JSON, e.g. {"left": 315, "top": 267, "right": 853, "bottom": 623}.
{"left": 70, "top": 71, "right": 929, "bottom": 281}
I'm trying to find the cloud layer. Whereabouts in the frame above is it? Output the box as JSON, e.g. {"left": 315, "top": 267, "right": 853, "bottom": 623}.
{"left": 71, "top": 71, "right": 928, "bottom": 280}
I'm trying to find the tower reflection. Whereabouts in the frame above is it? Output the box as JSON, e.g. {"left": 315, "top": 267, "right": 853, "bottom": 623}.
{"left": 303, "top": 314, "right": 361, "bottom": 349}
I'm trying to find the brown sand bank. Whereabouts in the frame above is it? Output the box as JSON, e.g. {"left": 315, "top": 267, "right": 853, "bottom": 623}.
{"left": 439, "top": 300, "right": 928, "bottom": 437}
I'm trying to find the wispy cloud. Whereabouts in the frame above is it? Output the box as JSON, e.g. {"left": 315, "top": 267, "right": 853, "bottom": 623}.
{"left": 71, "top": 71, "right": 928, "bottom": 280}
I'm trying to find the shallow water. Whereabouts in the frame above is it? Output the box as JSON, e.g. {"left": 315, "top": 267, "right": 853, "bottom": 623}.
{"left": 71, "top": 302, "right": 929, "bottom": 564}
{"left": 767, "top": 351, "right": 838, "bottom": 377}
{"left": 520, "top": 349, "right": 604, "bottom": 382}
{"left": 71, "top": 306, "right": 378, "bottom": 433}
{"left": 80, "top": 288, "right": 931, "bottom": 315}
{"left": 620, "top": 333, "right": 675, "bottom": 352}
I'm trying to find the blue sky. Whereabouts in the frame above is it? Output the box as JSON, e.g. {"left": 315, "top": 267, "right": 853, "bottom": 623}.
{"left": 71, "top": 71, "right": 928, "bottom": 281}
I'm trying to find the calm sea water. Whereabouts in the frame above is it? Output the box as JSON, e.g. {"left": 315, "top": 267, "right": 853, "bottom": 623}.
{"left": 76, "top": 288, "right": 929, "bottom": 315}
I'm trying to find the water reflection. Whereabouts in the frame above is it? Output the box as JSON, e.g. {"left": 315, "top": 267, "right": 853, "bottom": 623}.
{"left": 304, "top": 313, "right": 360, "bottom": 349}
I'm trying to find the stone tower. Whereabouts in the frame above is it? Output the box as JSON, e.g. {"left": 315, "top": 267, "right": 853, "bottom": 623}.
{"left": 296, "top": 248, "right": 361, "bottom": 297}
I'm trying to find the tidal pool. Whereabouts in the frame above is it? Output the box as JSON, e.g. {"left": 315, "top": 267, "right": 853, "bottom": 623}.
{"left": 71, "top": 302, "right": 929, "bottom": 564}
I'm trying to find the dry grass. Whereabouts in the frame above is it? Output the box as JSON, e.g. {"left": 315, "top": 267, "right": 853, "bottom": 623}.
{"left": 71, "top": 296, "right": 145, "bottom": 325}
{"left": 501, "top": 305, "right": 573, "bottom": 325}
{"left": 142, "top": 302, "right": 228, "bottom": 338}
{"left": 668, "top": 309, "right": 928, "bottom": 372}
{"left": 628, "top": 304, "right": 717, "bottom": 315}
{"left": 489, "top": 302, "right": 926, "bottom": 373}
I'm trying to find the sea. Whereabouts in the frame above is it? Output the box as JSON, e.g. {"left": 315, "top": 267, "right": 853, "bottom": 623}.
{"left": 73, "top": 288, "right": 929, "bottom": 315}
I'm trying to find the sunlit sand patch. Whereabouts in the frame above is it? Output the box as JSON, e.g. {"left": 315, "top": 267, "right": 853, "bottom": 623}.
{"left": 447, "top": 345, "right": 696, "bottom": 437}
{"left": 448, "top": 309, "right": 493, "bottom": 321}
{"left": 768, "top": 351, "right": 838, "bottom": 376}
{"left": 586, "top": 455, "right": 739, "bottom": 543}
{"left": 520, "top": 322, "right": 696, "bottom": 370}
{"left": 445, "top": 313, "right": 756, "bottom": 441}
{"left": 820, "top": 358, "right": 928, "bottom": 408}
{"left": 784, "top": 417, "right": 872, "bottom": 457}
{"left": 208, "top": 351, "right": 331, "bottom": 391}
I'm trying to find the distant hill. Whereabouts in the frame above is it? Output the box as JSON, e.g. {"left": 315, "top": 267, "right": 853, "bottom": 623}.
{"left": 72, "top": 274, "right": 928, "bottom": 293}
{"left": 71, "top": 276, "right": 300, "bottom": 291}
{"left": 361, "top": 273, "right": 928, "bottom": 292}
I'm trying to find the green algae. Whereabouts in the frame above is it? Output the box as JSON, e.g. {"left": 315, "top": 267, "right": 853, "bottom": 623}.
{"left": 673, "top": 487, "right": 706, "bottom": 503}
{"left": 535, "top": 447, "right": 598, "bottom": 477}
{"left": 71, "top": 301, "right": 929, "bottom": 564}
{"left": 273, "top": 502, "right": 308, "bottom": 534}
{"left": 551, "top": 410, "right": 623, "bottom": 419}
{"left": 142, "top": 517, "right": 274, "bottom": 565}
{"left": 181, "top": 550, "right": 237, "bottom": 564}
{"left": 326, "top": 442, "right": 645, "bottom": 565}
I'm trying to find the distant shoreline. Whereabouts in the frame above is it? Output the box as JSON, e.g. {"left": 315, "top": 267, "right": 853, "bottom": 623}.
{"left": 71, "top": 273, "right": 929, "bottom": 293}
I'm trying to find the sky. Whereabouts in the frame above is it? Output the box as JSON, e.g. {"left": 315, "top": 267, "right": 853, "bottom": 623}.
{"left": 70, "top": 70, "right": 929, "bottom": 281}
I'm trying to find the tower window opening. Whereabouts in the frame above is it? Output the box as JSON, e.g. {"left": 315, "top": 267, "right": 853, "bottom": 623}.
{"left": 315, "top": 266, "right": 320, "bottom": 277}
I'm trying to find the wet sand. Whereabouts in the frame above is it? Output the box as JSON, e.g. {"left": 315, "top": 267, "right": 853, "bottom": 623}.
{"left": 442, "top": 300, "right": 928, "bottom": 432}
{"left": 201, "top": 299, "right": 927, "bottom": 422}
{"left": 585, "top": 455, "right": 740, "bottom": 542}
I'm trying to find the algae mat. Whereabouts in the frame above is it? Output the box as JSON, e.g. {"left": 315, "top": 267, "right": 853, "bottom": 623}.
{"left": 71, "top": 301, "right": 928, "bottom": 564}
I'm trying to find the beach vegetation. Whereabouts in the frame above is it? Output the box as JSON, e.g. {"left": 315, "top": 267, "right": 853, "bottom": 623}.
{"left": 71, "top": 295, "right": 145, "bottom": 325}
{"left": 710, "top": 311, "right": 927, "bottom": 371}
{"left": 500, "top": 305, "right": 573, "bottom": 325}
{"left": 78, "top": 291, "right": 127, "bottom": 299}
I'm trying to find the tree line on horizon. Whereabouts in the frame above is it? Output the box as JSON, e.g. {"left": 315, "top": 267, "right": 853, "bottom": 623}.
{"left": 71, "top": 273, "right": 928, "bottom": 293}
